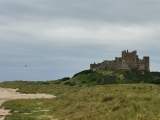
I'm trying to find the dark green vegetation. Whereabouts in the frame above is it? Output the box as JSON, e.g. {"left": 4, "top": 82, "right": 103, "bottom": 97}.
{"left": 69, "top": 69, "right": 160, "bottom": 85}
{"left": 1, "top": 69, "right": 160, "bottom": 120}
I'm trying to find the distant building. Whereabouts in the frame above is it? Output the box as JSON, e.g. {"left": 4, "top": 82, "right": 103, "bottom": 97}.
{"left": 90, "top": 50, "right": 149, "bottom": 71}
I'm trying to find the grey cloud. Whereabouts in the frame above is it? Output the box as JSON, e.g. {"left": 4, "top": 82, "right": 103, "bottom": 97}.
{"left": 1, "top": 0, "right": 160, "bottom": 24}
{"left": 0, "top": 0, "right": 160, "bottom": 81}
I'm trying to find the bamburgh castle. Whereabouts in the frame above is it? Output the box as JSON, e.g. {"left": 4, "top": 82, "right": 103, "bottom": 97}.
{"left": 90, "top": 50, "right": 150, "bottom": 71}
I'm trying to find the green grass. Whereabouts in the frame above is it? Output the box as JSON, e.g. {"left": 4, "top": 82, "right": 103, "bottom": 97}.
{"left": 5, "top": 114, "right": 36, "bottom": 120}
{"left": 1, "top": 81, "right": 160, "bottom": 120}
{"left": 72, "top": 73, "right": 103, "bottom": 85}
{"left": 98, "top": 70, "right": 113, "bottom": 75}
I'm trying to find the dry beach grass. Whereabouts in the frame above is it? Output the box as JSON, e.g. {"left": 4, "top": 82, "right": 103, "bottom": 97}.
{"left": 1, "top": 81, "right": 160, "bottom": 120}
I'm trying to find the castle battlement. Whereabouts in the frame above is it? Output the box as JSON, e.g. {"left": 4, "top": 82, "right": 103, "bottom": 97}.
{"left": 90, "top": 50, "right": 150, "bottom": 71}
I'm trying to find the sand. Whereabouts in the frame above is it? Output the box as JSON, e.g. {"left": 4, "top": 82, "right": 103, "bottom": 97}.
{"left": 0, "top": 87, "right": 55, "bottom": 120}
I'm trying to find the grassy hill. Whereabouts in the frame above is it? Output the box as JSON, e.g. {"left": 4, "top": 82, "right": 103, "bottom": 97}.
{"left": 0, "top": 69, "right": 160, "bottom": 120}
{"left": 57, "top": 69, "right": 160, "bottom": 86}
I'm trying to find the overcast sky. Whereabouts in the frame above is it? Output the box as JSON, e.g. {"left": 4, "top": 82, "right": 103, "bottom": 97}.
{"left": 0, "top": 0, "right": 160, "bottom": 82}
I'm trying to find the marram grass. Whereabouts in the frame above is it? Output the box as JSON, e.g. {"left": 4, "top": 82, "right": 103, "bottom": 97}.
{"left": 1, "top": 81, "right": 160, "bottom": 120}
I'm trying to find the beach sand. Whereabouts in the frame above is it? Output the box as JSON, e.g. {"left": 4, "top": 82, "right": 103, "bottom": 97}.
{"left": 0, "top": 87, "right": 55, "bottom": 120}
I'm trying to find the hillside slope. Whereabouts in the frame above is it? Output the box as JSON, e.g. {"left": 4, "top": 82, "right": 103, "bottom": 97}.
{"left": 57, "top": 69, "right": 160, "bottom": 86}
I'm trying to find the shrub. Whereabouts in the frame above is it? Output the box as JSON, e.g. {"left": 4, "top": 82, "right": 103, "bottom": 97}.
{"left": 64, "top": 81, "right": 76, "bottom": 86}
{"left": 54, "top": 81, "right": 60, "bottom": 84}
{"left": 81, "top": 81, "right": 86, "bottom": 84}
{"left": 64, "top": 81, "right": 71, "bottom": 85}
{"left": 69, "top": 82, "right": 76, "bottom": 86}
{"left": 42, "top": 82, "right": 50, "bottom": 84}
{"left": 72, "top": 70, "right": 95, "bottom": 78}
{"left": 150, "top": 78, "right": 160, "bottom": 84}
{"left": 151, "top": 72, "right": 160, "bottom": 77}
{"left": 61, "top": 77, "right": 70, "bottom": 81}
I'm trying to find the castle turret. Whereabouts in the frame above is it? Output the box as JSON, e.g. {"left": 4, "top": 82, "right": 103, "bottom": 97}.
{"left": 143, "top": 56, "right": 150, "bottom": 71}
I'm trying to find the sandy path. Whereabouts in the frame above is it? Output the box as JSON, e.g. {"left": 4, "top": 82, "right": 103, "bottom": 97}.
{"left": 0, "top": 87, "right": 55, "bottom": 120}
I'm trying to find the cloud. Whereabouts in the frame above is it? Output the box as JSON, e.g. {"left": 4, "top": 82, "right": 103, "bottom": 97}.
{"left": 1, "top": 0, "right": 160, "bottom": 23}
{"left": 0, "top": 18, "right": 159, "bottom": 48}
{"left": 0, "top": 0, "right": 160, "bottom": 81}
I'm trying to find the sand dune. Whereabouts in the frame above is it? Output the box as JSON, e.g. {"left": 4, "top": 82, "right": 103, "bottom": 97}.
{"left": 0, "top": 87, "right": 55, "bottom": 120}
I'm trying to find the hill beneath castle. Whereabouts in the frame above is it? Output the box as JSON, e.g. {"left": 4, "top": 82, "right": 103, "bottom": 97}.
{"left": 54, "top": 69, "right": 160, "bottom": 86}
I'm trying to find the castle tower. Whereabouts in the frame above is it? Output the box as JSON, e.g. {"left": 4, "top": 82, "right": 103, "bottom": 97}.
{"left": 122, "top": 50, "right": 137, "bottom": 63}
{"left": 143, "top": 56, "right": 150, "bottom": 71}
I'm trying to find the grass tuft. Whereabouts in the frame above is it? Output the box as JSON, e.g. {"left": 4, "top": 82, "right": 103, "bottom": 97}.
{"left": 102, "top": 96, "right": 114, "bottom": 102}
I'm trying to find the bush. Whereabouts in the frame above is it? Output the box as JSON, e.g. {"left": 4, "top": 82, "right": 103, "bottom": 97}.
{"left": 42, "top": 82, "right": 50, "bottom": 84}
{"left": 151, "top": 72, "right": 160, "bottom": 77}
{"left": 81, "top": 81, "right": 86, "bottom": 84}
{"left": 64, "top": 81, "right": 76, "bottom": 86}
{"left": 61, "top": 77, "right": 70, "bottom": 81}
{"left": 73, "top": 70, "right": 95, "bottom": 78}
{"left": 122, "top": 70, "right": 154, "bottom": 83}
{"left": 150, "top": 78, "right": 160, "bottom": 84}
{"left": 54, "top": 81, "right": 60, "bottom": 84}
{"left": 86, "top": 73, "right": 103, "bottom": 85}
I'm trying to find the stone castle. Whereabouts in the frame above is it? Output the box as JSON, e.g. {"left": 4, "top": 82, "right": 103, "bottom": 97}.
{"left": 90, "top": 50, "right": 150, "bottom": 71}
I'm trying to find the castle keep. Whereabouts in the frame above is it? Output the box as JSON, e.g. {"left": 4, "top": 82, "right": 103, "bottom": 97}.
{"left": 90, "top": 50, "right": 150, "bottom": 71}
